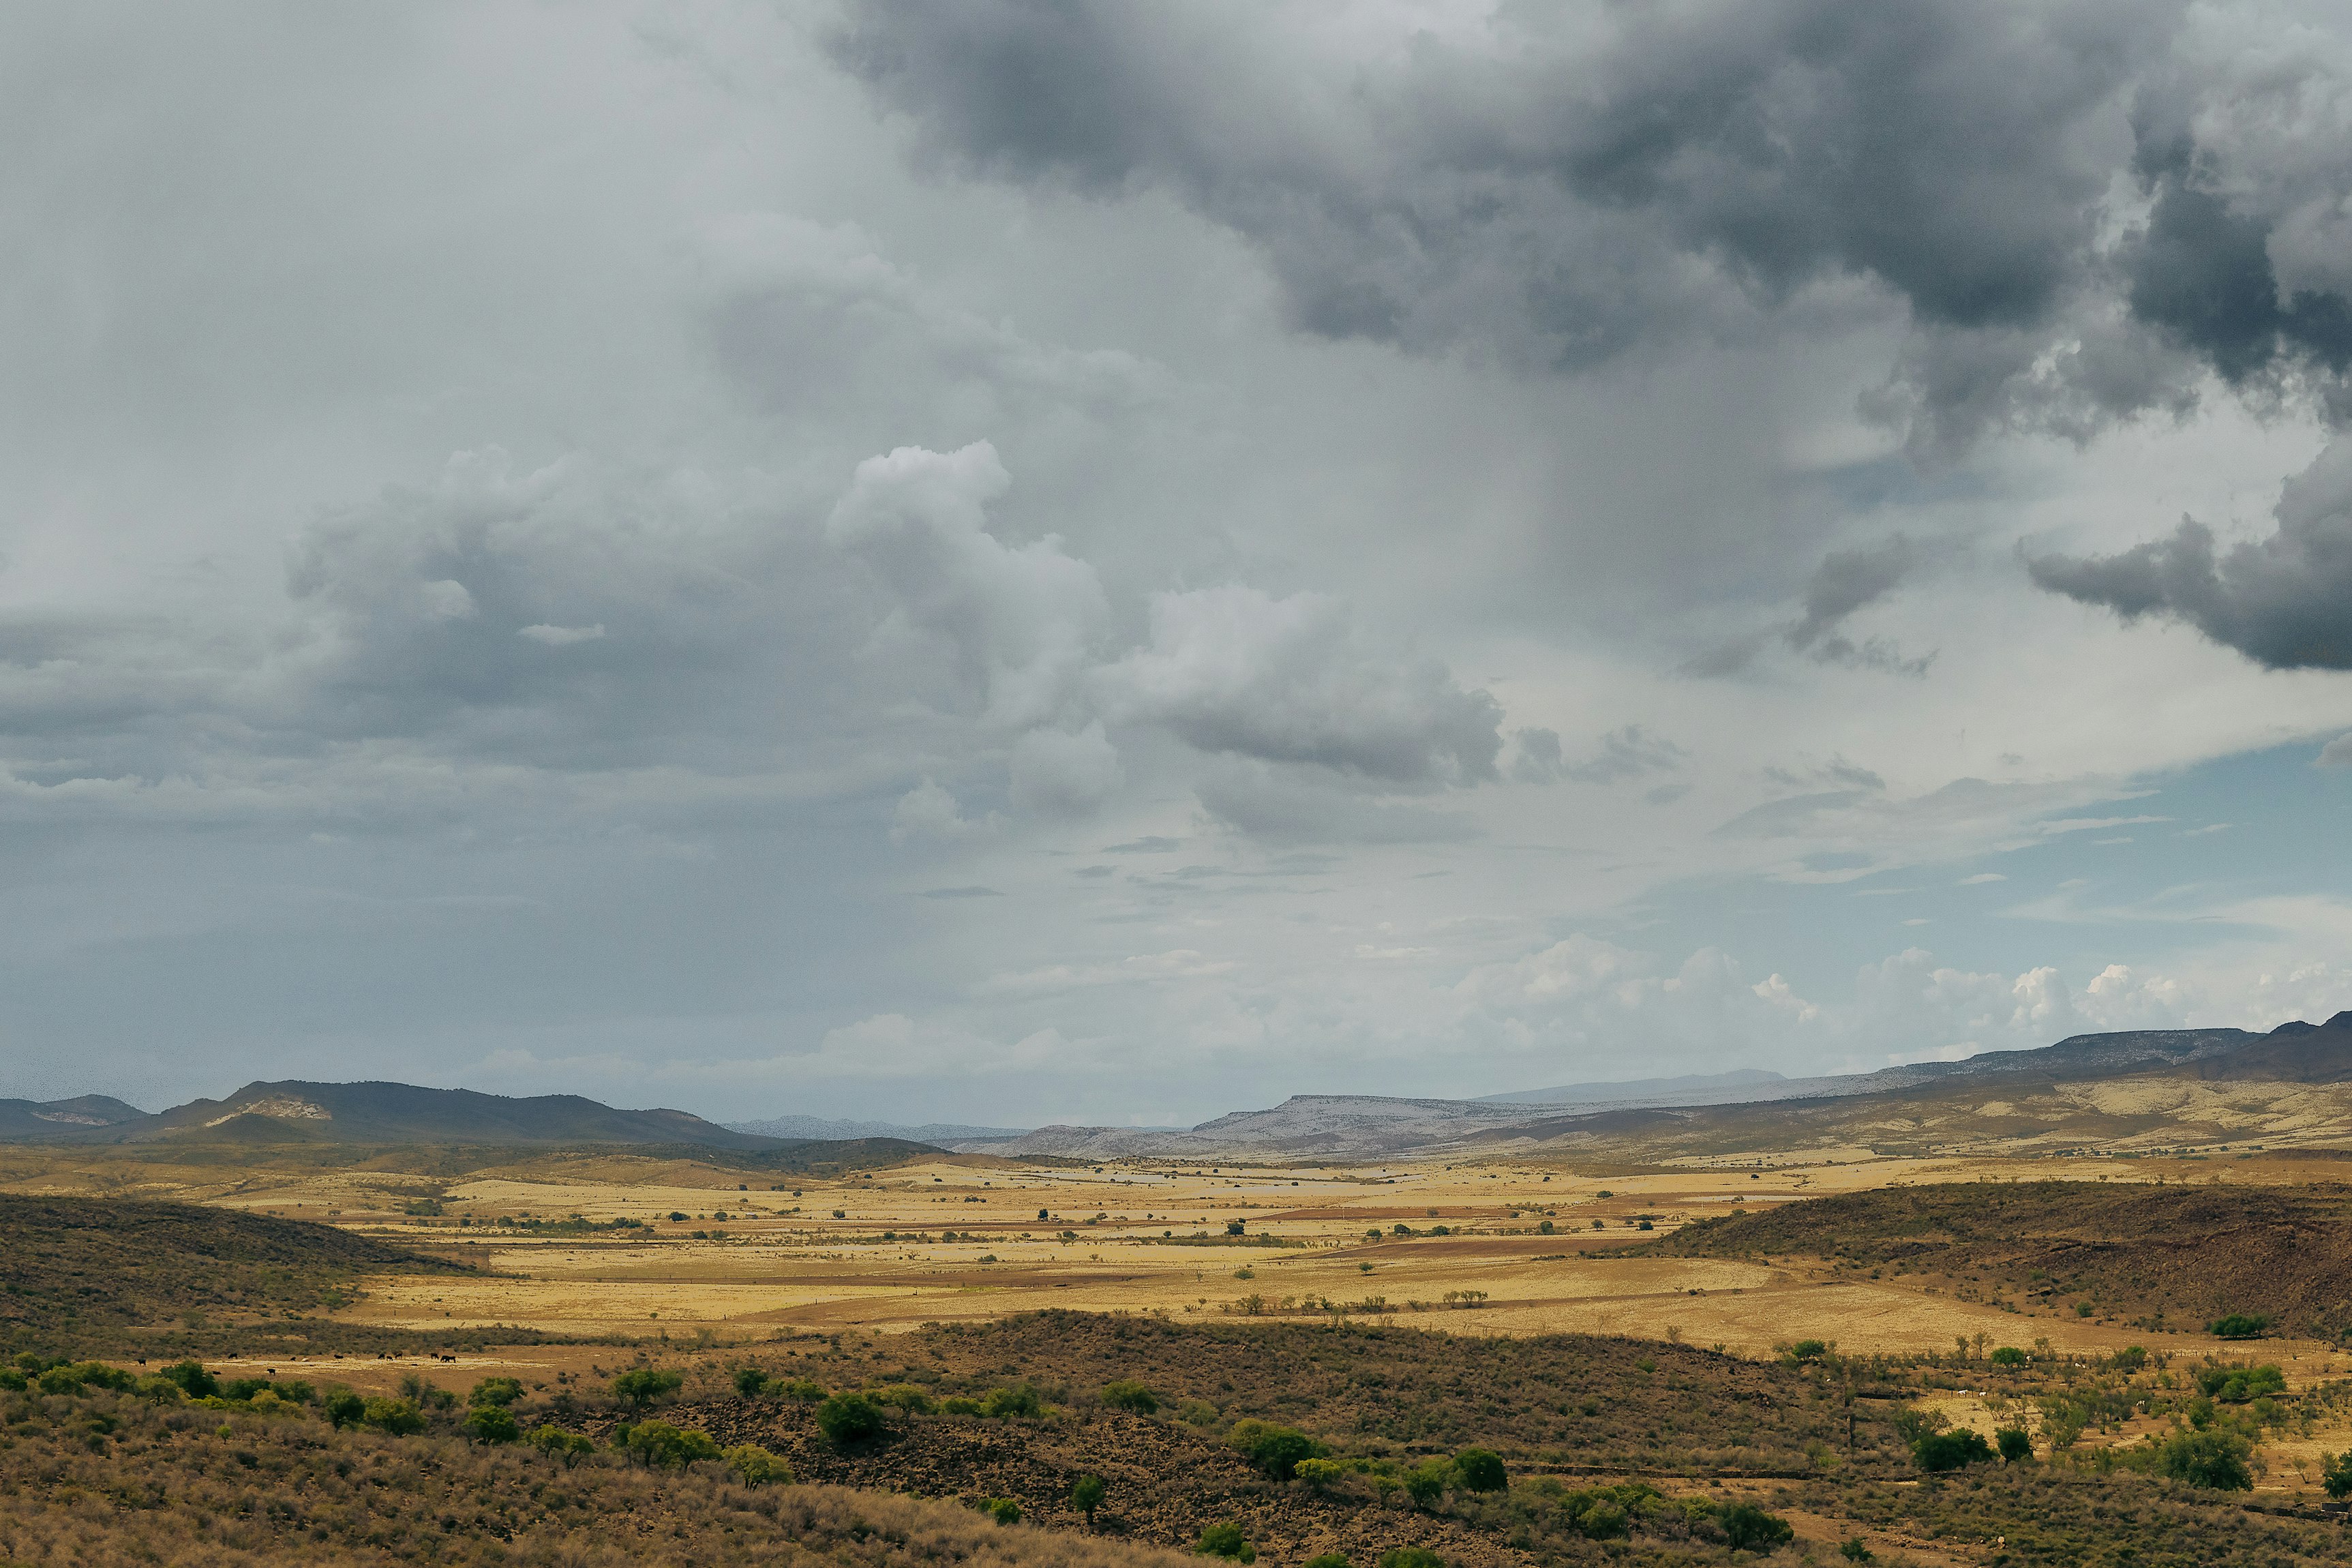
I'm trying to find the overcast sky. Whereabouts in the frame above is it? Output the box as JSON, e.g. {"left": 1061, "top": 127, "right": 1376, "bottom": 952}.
{"left": 7, "top": 1, "right": 2352, "bottom": 1128}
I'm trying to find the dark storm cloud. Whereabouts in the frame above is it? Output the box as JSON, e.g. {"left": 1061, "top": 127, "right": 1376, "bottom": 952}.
{"left": 2029, "top": 436, "right": 2352, "bottom": 670}
{"left": 832, "top": 2, "right": 2175, "bottom": 404}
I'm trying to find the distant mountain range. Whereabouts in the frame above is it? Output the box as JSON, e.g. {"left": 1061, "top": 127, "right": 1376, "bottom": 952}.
{"left": 724, "top": 1114, "right": 1032, "bottom": 1144}
{"left": 12, "top": 1011, "right": 2350, "bottom": 1162}
{"left": 0, "top": 1080, "right": 798, "bottom": 1151}
{"left": 950, "top": 1013, "right": 2352, "bottom": 1160}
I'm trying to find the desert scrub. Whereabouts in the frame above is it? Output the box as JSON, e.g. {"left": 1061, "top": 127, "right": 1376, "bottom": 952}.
{"left": 0, "top": 1382, "right": 1209, "bottom": 1568}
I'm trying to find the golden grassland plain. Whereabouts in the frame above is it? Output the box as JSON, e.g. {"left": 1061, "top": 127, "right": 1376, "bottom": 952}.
{"left": 11, "top": 1140, "right": 2352, "bottom": 1366}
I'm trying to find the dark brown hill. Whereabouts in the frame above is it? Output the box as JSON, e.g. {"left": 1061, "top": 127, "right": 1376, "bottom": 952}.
{"left": 0, "top": 1194, "right": 468, "bottom": 1344}
{"left": 1646, "top": 1179, "right": 2352, "bottom": 1336}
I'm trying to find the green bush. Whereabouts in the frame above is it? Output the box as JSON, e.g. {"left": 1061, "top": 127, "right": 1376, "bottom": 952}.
{"left": 816, "top": 1392, "right": 888, "bottom": 1445}
{"left": 777, "top": 1378, "right": 826, "bottom": 1402}
{"left": 734, "top": 1367, "right": 770, "bottom": 1396}
{"left": 725, "top": 1443, "right": 791, "bottom": 1485}
{"left": 1989, "top": 1346, "right": 2028, "bottom": 1367}
{"left": 1717, "top": 1501, "right": 1795, "bottom": 1552}
{"left": 528, "top": 1425, "right": 595, "bottom": 1466}
{"left": 2322, "top": 1449, "right": 2352, "bottom": 1500}
{"left": 2195, "top": 1363, "right": 2285, "bottom": 1403}
{"left": 1453, "top": 1446, "right": 1507, "bottom": 1492}
{"left": 468, "top": 1376, "right": 524, "bottom": 1408}
{"left": 132, "top": 1374, "right": 185, "bottom": 1404}
{"left": 611, "top": 1368, "right": 684, "bottom": 1410}
{"left": 322, "top": 1389, "right": 365, "bottom": 1428}
{"left": 1377, "top": 1550, "right": 1441, "bottom": 1568}
{"left": 1291, "top": 1458, "right": 1345, "bottom": 1490}
{"left": 1577, "top": 1500, "right": 1629, "bottom": 1539}
{"left": 161, "top": 1360, "right": 219, "bottom": 1399}
{"left": 1197, "top": 1521, "right": 1254, "bottom": 1561}
{"left": 624, "top": 1419, "right": 722, "bottom": 1468}
{"left": 1303, "top": 1555, "right": 1351, "bottom": 1568}
{"left": 1403, "top": 1456, "right": 1454, "bottom": 1508}
{"left": 1995, "top": 1427, "right": 2033, "bottom": 1462}
{"left": 2209, "top": 1313, "right": 2271, "bottom": 1340}
{"left": 1102, "top": 1378, "right": 1159, "bottom": 1413}
{"left": 980, "top": 1496, "right": 1022, "bottom": 1525}
{"left": 1071, "top": 1473, "right": 1106, "bottom": 1521}
{"left": 362, "top": 1397, "right": 425, "bottom": 1436}
{"left": 875, "top": 1383, "right": 933, "bottom": 1413}
{"left": 1226, "top": 1418, "right": 1329, "bottom": 1480}
{"left": 982, "top": 1385, "right": 1043, "bottom": 1418}
{"left": 2156, "top": 1428, "right": 2252, "bottom": 1490}
{"left": 940, "top": 1396, "right": 984, "bottom": 1415}
{"left": 1913, "top": 1429, "right": 1994, "bottom": 1472}
{"left": 463, "top": 1405, "right": 521, "bottom": 1444}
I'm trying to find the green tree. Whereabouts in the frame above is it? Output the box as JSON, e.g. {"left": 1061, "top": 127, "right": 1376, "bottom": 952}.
{"left": 1378, "top": 1550, "right": 1442, "bottom": 1568}
{"left": 362, "top": 1396, "right": 425, "bottom": 1436}
{"left": 612, "top": 1368, "right": 684, "bottom": 1410}
{"left": 981, "top": 1497, "right": 1022, "bottom": 1524}
{"left": 816, "top": 1391, "right": 888, "bottom": 1446}
{"left": 1453, "top": 1447, "right": 1507, "bottom": 1492}
{"left": 1303, "top": 1555, "right": 1351, "bottom": 1568}
{"left": 1102, "top": 1378, "right": 1158, "bottom": 1413}
{"left": 161, "top": 1360, "right": 218, "bottom": 1399}
{"left": 625, "top": 1419, "right": 722, "bottom": 1468}
{"left": 2157, "top": 1428, "right": 2252, "bottom": 1490}
{"left": 1197, "top": 1521, "right": 1254, "bottom": 1561}
{"left": 2321, "top": 1450, "right": 2352, "bottom": 1499}
{"left": 469, "top": 1376, "right": 524, "bottom": 1408}
{"left": 1839, "top": 1539, "right": 1875, "bottom": 1563}
{"left": 1226, "top": 1419, "right": 1328, "bottom": 1480}
{"left": 983, "top": 1385, "right": 1044, "bottom": 1418}
{"left": 1989, "top": 1346, "right": 2028, "bottom": 1367}
{"left": 2209, "top": 1313, "right": 2271, "bottom": 1340}
{"left": 1718, "top": 1502, "right": 1795, "bottom": 1552}
{"left": 1912, "top": 1429, "right": 1994, "bottom": 1472}
{"left": 733, "top": 1366, "right": 771, "bottom": 1397}
{"left": 463, "top": 1405, "right": 522, "bottom": 1444}
{"left": 1403, "top": 1456, "right": 1454, "bottom": 1509}
{"left": 528, "top": 1425, "right": 595, "bottom": 1466}
{"left": 322, "top": 1389, "right": 365, "bottom": 1429}
{"left": 726, "top": 1443, "right": 791, "bottom": 1485}
{"left": 1071, "top": 1473, "right": 1106, "bottom": 1524}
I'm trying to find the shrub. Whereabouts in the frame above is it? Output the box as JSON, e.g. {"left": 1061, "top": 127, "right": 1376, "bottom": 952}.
{"left": 1839, "top": 1538, "right": 1875, "bottom": 1562}
{"left": 1995, "top": 1427, "right": 2033, "bottom": 1462}
{"left": 2322, "top": 1449, "right": 2352, "bottom": 1500}
{"left": 528, "top": 1425, "right": 595, "bottom": 1466}
{"left": 1102, "top": 1378, "right": 1158, "bottom": 1413}
{"left": 1303, "top": 1556, "right": 1351, "bottom": 1568}
{"left": 1071, "top": 1473, "right": 1106, "bottom": 1522}
{"left": 1787, "top": 1339, "right": 1829, "bottom": 1363}
{"left": 2156, "top": 1428, "right": 2252, "bottom": 1490}
{"left": 777, "top": 1378, "right": 826, "bottom": 1401}
{"left": 980, "top": 1496, "right": 1022, "bottom": 1525}
{"left": 1179, "top": 1398, "right": 1220, "bottom": 1426}
{"left": 982, "top": 1385, "right": 1042, "bottom": 1419}
{"left": 1575, "top": 1501, "right": 1629, "bottom": 1539}
{"left": 1912, "top": 1429, "right": 1994, "bottom": 1472}
{"left": 876, "top": 1383, "right": 933, "bottom": 1413}
{"left": 2196, "top": 1363, "right": 2285, "bottom": 1402}
{"left": 624, "top": 1419, "right": 721, "bottom": 1468}
{"left": 463, "top": 1405, "right": 522, "bottom": 1444}
{"left": 361, "top": 1397, "right": 425, "bottom": 1436}
{"left": 469, "top": 1376, "right": 524, "bottom": 1408}
{"left": 161, "top": 1360, "right": 219, "bottom": 1399}
{"left": 1197, "top": 1521, "right": 1254, "bottom": 1561}
{"left": 1378, "top": 1550, "right": 1441, "bottom": 1568}
{"left": 2209, "top": 1313, "right": 2271, "bottom": 1340}
{"left": 816, "top": 1392, "right": 888, "bottom": 1445}
{"left": 734, "top": 1367, "right": 772, "bottom": 1396}
{"left": 941, "top": 1396, "right": 984, "bottom": 1415}
{"left": 726, "top": 1443, "right": 791, "bottom": 1485}
{"left": 132, "top": 1374, "right": 185, "bottom": 1404}
{"left": 1291, "top": 1458, "right": 1345, "bottom": 1490}
{"left": 322, "top": 1389, "right": 365, "bottom": 1428}
{"left": 1402, "top": 1456, "right": 1453, "bottom": 1508}
{"left": 611, "top": 1368, "right": 684, "bottom": 1410}
{"left": 1225, "top": 1220, "right": 1246, "bottom": 1236}
{"left": 1226, "top": 1418, "right": 1329, "bottom": 1480}
{"left": 1989, "top": 1346, "right": 2028, "bottom": 1367}
{"left": 1718, "top": 1502, "right": 1795, "bottom": 1552}
{"left": 1453, "top": 1446, "right": 1507, "bottom": 1492}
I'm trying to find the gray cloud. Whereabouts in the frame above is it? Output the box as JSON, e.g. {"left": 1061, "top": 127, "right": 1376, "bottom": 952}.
{"left": 832, "top": 1, "right": 2201, "bottom": 432}
{"left": 1096, "top": 586, "right": 1502, "bottom": 785}
{"left": 1194, "top": 761, "right": 1477, "bottom": 845}
{"left": 2030, "top": 436, "right": 2352, "bottom": 669}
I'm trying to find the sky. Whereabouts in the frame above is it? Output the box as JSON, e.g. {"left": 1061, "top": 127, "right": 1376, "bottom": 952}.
{"left": 7, "top": 0, "right": 2352, "bottom": 1128}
